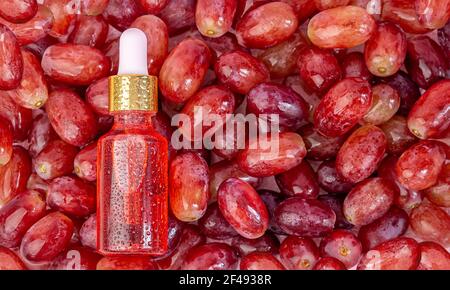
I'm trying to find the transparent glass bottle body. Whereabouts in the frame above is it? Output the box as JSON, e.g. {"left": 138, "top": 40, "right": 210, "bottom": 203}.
{"left": 97, "top": 112, "right": 168, "bottom": 255}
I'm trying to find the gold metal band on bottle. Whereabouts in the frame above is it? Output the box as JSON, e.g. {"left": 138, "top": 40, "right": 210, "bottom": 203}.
{"left": 109, "top": 75, "right": 158, "bottom": 112}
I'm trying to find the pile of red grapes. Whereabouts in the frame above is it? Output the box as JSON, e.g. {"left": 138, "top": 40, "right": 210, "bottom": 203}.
{"left": 0, "top": 0, "right": 449, "bottom": 270}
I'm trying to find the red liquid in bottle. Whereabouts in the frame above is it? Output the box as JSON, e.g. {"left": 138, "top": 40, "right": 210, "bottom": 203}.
{"left": 97, "top": 112, "right": 168, "bottom": 255}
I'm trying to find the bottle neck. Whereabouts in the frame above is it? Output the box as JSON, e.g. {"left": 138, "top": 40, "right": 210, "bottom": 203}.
{"left": 112, "top": 111, "right": 154, "bottom": 130}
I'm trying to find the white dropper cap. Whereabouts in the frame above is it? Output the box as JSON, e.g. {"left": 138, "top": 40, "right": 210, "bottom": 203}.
{"left": 118, "top": 28, "right": 148, "bottom": 75}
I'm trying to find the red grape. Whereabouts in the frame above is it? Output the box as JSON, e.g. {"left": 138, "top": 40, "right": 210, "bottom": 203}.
{"left": 236, "top": 2, "right": 298, "bottom": 49}
{"left": 314, "top": 78, "right": 373, "bottom": 137}
{"left": 395, "top": 140, "right": 446, "bottom": 191}
{"left": 279, "top": 236, "right": 320, "bottom": 270}
{"left": 308, "top": 6, "right": 376, "bottom": 48}
{"left": 240, "top": 252, "right": 285, "bottom": 270}
{"left": 357, "top": 237, "right": 421, "bottom": 270}
{"left": 217, "top": 178, "right": 269, "bottom": 239}
{"left": 275, "top": 197, "right": 336, "bottom": 237}
{"left": 169, "top": 152, "right": 210, "bottom": 222}
{"left": 319, "top": 230, "right": 363, "bottom": 268}
{"left": 343, "top": 177, "right": 396, "bottom": 226}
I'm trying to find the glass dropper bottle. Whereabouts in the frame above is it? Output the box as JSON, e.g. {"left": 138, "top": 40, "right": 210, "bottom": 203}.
{"left": 97, "top": 28, "right": 168, "bottom": 256}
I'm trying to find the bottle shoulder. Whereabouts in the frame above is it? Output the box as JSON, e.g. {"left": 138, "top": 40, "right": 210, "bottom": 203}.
{"left": 99, "top": 128, "right": 168, "bottom": 147}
